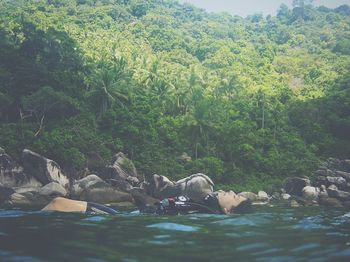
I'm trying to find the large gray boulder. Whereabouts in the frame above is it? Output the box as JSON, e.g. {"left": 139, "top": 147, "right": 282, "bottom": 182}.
{"left": 0, "top": 168, "right": 42, "bottom": 189}
{"left": 319, "top": 185, "right": 328, "bottom": 198}
{"left": 318, "top": 196, "right": 344, "bottom": 207}
{"left": 0, "top": 148, "right": 42, "bottom": 190}
{"left": 71, "top": 174, "right": 106, "bottom": 198}
{"left": 326, "top": 176, "right": 347, "bottom": 189}
{"left": 106, "top": 178, "right": 133, "bottom": 192}
{"left": 335, "top": 171, "right": 350, "bottom": 182}
{"left": 39, "top": 182, "right": 67, "bottom": 197}
{"left": 79, "top": 187, "right": 132, "bottom": 204}
{"left": 144, "top": 173, "right": 214, "bottom": 202}
{"left": 283, "top": 177, "right": 311, "bottom": 196}
{"left": 327, "top": 185, "right": 350, "bottom": 201}
{"left": 6, "top": 192, "right": 51, "bottom": 208}
{"left": 105, "top": 152, "right": 142, "bottom": 186}
{"left": 72, "top": 174, "right": 133, "bottom": 203}
{"left": 22, "top": 149, "right": 69, "bottom": 188}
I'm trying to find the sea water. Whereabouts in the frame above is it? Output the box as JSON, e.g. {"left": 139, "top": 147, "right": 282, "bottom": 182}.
{"left": 0, "top": 205, "right": 349, "bottom": 261}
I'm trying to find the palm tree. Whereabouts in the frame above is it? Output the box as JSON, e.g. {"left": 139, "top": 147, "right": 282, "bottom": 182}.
{"left": 87, "top": 58, "right": 130, "bottom": 119}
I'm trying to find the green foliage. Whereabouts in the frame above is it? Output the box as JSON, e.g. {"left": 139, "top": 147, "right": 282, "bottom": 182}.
{"left": 184, "top": 157, "right": 224, "bottom": 182}
{"left": 0, "top": 0, "right": 349, "bottom": 191}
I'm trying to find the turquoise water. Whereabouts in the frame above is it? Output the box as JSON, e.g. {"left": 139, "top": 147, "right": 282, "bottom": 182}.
{"left": 0, "top": 206, "right": 349, "bottom": 261}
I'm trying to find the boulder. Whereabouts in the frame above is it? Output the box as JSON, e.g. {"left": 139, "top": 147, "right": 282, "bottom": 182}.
{"left": 0, "top": 168, "right": 42, "bottom": 189}
{"left": 319, "top": 185, "right": 328, "bottom": 198}
{"left": 238, "top": 192, "right": 259, "bottom": 202}
{"left": 22, "top": 149, "right": 69, "bottom": 188}
{"left": 257, "top": 191, "right": 269, "bottom": 201}
{"left": 271, "top": 192, "right": 281, "bottom": 200}
{"left": 72, "top": 174, "right": 133, "bottom": 203}
{"left": 6, "top": 192, "right": 32, "bottom": 206}
{"left": 39, "top": 182, "right": 67, "bottom": 197}
{"left": 79, "top": 187, "right": 132, "bottom": 204}
{"left": 314, "top": 169, "right": 334, "bottom": 177}
{"left": 105, "top": 152, "right": 142, "bottom": 186}
{"left": 144, "top": 173, "right": 215, "bottom": 202}
{"left": 327, "top": 185, "right": 350, "bottom": 201}
{"left": 318, "top": 196, "right": 343, "bottom": 207}
{"left": 71, "top": 174, "right": 107, "bottom": 198}
{"left": 1, "top": 148, "right": 43, "bottom": 190}
{"left": 290, "top": 200, "right": 300, "bottom": 208}
{"left": 281, "top": 193, "right": 291, "bottom": 200}
{"left": 13, "top": 187, "right": 41, "bottom": 194}
{"left": 283, "top": 177, "right": 311, "bottom": 196}
{"left": 335, "top": 171, "right": 350, "bottom": 182}
{"left": 315, "top": 176, "right": 327, "bottom": 184}
{"left": 302, "top": 186, "right": 319, "bottom": 201}
{"left": 6, "top": 192, "right": 51, "bottom": 208}
{"left": 106, "top": 178, "right": 133, "bottom": 192}
{"left": 326, "top": 176, "right": 347, "bottom": 188}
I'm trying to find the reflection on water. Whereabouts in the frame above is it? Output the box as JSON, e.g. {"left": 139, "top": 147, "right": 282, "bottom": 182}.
{"left": 0, "top": 206, "right": 349, "bottom": 261}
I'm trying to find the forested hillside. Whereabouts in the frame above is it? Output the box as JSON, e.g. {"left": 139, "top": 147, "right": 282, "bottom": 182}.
{"left": 0, "top": 0, "right": 349, "bottom": 191}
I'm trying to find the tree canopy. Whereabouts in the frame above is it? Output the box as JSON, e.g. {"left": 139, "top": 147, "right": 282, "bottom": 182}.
{"left": 0, "top": 0, "right": 349, "bottom": 191}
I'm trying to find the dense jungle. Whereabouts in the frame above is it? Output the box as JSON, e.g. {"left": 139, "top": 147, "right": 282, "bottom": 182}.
{"left": 0, "top": 0, "right": 349, "bottom": 192}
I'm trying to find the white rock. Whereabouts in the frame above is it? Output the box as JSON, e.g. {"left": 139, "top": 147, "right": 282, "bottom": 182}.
{"left": 281, "top": 193, "right": 291, "bottom": 200}
{"left": 238, "top": 192, "right": 259, "bottom": 201}
{"left": 302, "top": 186, "right": 319, "bottom": 201}
{"left": 258, "top": 191, "right": 269, "bottom": 201}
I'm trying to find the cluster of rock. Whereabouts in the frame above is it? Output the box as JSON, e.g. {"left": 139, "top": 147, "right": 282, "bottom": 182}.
{"left": 0, "top": 147, "right": 141, "bottom": 208}
{"left": 270, "top": 158, "right": 350, "bottom": 208}
{"left": 179, "top": 157, "right": 350, "bottom": 209}
{"left": 1, "top": 146, "right": 350, "bottom": 211}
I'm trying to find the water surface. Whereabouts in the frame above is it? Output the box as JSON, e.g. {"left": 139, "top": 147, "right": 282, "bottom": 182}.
{"left": 0, "top": 206, "right": 349, "bottom": 261}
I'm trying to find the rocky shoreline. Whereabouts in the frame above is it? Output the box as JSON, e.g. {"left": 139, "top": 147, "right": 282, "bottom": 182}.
{"left": 1, "top": 147, "right": 350, "bottom": 210}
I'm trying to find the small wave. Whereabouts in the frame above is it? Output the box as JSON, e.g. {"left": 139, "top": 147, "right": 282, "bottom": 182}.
{"left": 236, "top": 242, "right": 269, "bottom": 251}
{"left": 292, "top": 216, "right": 332, "bottom": 230}
{"left": 82, "top": 216, "right": 108, "bottom": 222}
{"left": 213, "top": 216, "right": 270, "bottom": 226}
{"left": 146, "top": 222, "right": 199, "bottom": 232}
{"left": 0, "top": 210, "right": 26, "bottom": 218}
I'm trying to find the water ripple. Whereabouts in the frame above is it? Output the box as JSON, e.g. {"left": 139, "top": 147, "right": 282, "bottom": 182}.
{"left": 236, "top": 242, "right": 269, "bottom": 251}
{"left": 213, "top": 216, "right": 270, "bottom": 226}
{"left": 292, "top": 216, "right": 332, "bottom": 230}
{"left": 146, "top": 222, "right": 199, "bottom": 232}
{"left": 291, "top": 243, "right": 320, "bottom": 253}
